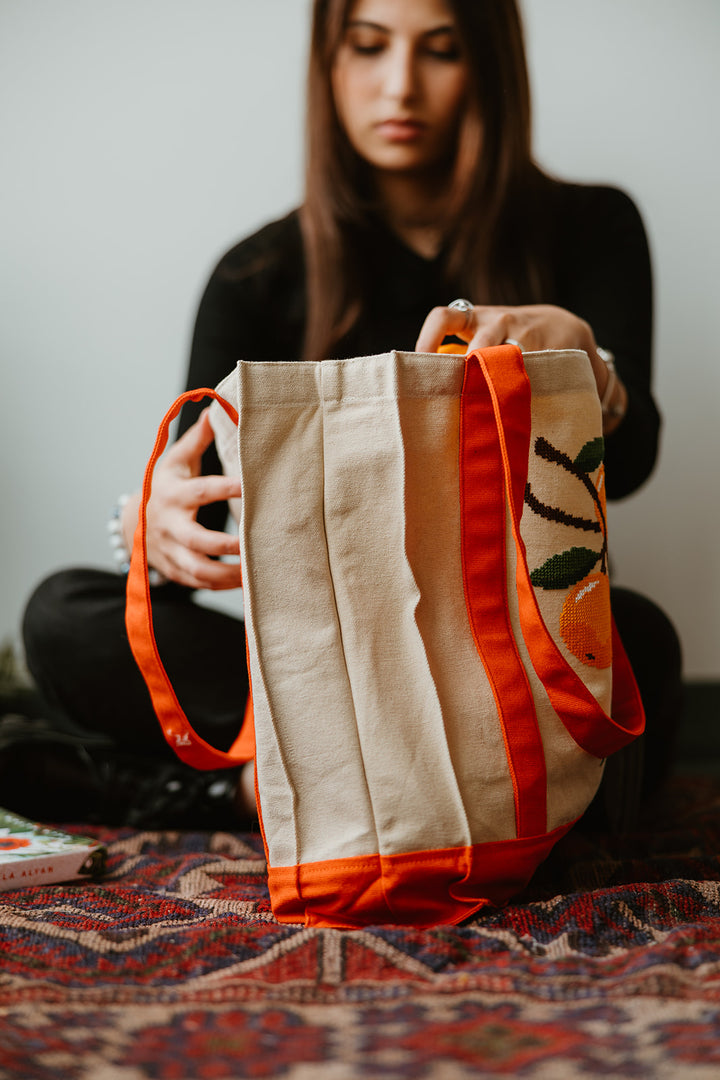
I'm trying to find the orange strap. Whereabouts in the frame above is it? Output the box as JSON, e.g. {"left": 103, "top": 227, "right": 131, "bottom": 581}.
{"left": 124, "top": 388, "right": 255, "bottom": 770}
{"left": 460, "top": 345, "right": 546, "bottom": 839}
{"left": 462, "top": 347, "right": 645, "bottom": 766}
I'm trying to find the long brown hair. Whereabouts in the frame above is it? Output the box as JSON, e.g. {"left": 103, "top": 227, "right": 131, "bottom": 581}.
{"left": 301, "top": 0, "right": 551, "bottom": 362}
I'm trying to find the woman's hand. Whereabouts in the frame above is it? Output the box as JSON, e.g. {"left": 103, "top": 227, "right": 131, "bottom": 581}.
{"left": 416, "top": 302, "right": 627, "bottom": 432}
{"left": 121, "top": 409, "right": 244, "bottom": 590}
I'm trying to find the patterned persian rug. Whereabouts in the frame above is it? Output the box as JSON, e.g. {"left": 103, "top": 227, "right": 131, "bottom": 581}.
{"left": 1, "top": 774, "right": 719, "bottom": 1079}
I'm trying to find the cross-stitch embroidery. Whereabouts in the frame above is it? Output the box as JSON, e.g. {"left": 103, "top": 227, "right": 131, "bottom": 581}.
{"left": 525, "top": 436, "right": 611, "bottom": 668}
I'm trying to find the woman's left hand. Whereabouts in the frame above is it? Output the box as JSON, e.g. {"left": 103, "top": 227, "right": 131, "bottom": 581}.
{"left": 416, "top": 302, "right": 610, "bottom": 394}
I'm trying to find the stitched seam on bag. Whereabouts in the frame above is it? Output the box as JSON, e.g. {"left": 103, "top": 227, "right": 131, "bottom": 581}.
{"left": 318, "top": 365, "right": 382, "bottom": 871}
{"left": 269, "top": 819, "right": 577, "bottom": 874}
{"left": 237, "top": 363, "right": 303, "bottom": 875}
{"left": 395, "top": 370, "right": 474, "bottom": 854}
{"left": 242, "top": 391, "right": 465, "bottom": 408}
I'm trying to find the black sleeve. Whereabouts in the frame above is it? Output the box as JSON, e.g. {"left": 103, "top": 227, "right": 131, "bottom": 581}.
{"left": 176, "top": 214, "right": 306, "bottom": 532}
{"left": 176, "top": 264, "right": 253, "bottom": 533}
{"left": 553, "top": 185, "right": 660, "bottom": 500}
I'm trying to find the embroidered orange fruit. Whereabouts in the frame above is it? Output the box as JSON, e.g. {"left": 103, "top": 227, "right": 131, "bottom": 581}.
{"left": 0, "top": 837, "right": 31, "bottom": 850}
{"left": 559, "top": 572, "right": 611, "bottom": 669}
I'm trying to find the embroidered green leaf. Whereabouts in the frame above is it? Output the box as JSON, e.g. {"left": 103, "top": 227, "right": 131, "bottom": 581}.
{"left": 573, "top": 437, "right": 605, "bottom": 474}
{"left": 529, "top": 547, "right": 600, "bottom": 590}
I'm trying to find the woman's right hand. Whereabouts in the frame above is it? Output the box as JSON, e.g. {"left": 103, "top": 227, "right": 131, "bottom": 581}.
{"left": 121, "top": 409, "right": 244, "bottom": 590}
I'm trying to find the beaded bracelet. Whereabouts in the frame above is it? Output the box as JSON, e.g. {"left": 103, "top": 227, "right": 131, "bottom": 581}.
{"left": 107, "top": 495, "right": 166, "bottom": 586}
{"left": 597, "top": 348, "right": 626, "bottom": 421}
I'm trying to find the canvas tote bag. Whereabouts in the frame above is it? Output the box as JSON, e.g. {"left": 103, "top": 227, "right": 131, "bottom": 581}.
{"left": 126, "top": 344, "right": 644, "bottom": 928}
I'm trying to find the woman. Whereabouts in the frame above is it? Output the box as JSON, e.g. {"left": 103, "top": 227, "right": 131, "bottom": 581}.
{"left": 11, "top": 0, "right": 680, "bottom": 829}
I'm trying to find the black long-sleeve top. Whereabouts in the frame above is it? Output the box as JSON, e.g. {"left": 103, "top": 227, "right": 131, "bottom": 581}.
{"left": 180, "top": 183, "right": 659, "bottom": 534}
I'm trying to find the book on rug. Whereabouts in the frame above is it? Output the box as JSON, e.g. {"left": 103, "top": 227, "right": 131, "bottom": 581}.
{"left": 0, "top": 807, "right": 106, "bottom": 890}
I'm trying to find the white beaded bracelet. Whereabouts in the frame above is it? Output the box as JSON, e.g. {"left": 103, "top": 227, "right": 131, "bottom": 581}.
{"left": 597, "top": 347, "right": 626, "bottom": 420}
{"left": 107, "top": 495, "right": 166, "bottom": 586}
{"left": 107, "top": 495, "right": 131, "bottom": 574}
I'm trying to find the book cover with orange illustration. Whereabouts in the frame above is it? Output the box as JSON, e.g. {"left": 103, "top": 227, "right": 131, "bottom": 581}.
{"left": 0, "top": 807, "right": 106, "bottom": 891}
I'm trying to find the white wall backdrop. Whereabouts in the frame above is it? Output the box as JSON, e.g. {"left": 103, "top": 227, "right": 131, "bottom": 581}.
{"left": 522, "top": 0, "right": 719, "bottom": 679}
{"left": 1, "top": 1, "right": 718, "bottom": 679}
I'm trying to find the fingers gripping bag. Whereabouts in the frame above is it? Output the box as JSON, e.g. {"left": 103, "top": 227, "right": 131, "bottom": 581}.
{"left": 126, "top": 344, "right": 644, "bottom": 928}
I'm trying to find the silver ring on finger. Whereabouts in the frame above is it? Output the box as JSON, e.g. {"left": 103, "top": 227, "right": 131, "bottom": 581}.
{"left": 503, "top": 337, "right": 524, "bottom": 351}
{"left": 448, "top": 297, "right": 474, "bottom": 330}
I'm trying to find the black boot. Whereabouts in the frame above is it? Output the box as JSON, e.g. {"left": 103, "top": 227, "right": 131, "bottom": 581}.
{"left": 0, "top": 714, "right": 249, "bottom": 830}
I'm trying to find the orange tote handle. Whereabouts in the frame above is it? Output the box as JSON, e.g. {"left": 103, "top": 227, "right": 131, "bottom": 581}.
{"left": 463, "top": 347, "right": 645, "bottom": 759}
{"left": 125, "top": 388, "right": 255, "bottom": 770}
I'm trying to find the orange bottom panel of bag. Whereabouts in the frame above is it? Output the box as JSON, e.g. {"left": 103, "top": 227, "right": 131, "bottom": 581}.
{"left": 267, "top": 823, "right": 576, "bottom": 929}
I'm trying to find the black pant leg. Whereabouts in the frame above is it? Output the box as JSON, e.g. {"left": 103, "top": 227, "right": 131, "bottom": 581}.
{"left": 22, "top": 568, "right": 248, "bottom": 756}
{"left": 581, "top": 586, "right": 682, "bottom": 833}
{"left": 611, "top": 585, "right": 683, "bottom": 797}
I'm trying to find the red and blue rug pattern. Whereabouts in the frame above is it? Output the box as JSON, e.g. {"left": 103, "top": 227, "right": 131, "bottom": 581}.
{"left": 1, "top": 775, "right": 720, "bottom": 1078}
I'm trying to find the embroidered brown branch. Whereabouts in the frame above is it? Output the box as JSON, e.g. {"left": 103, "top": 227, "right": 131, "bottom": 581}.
{"left": 525, "top": 435, "right": 608, "bottom": 572}
{"left": 523, "top": 486, "right": 601, "bottom": 534}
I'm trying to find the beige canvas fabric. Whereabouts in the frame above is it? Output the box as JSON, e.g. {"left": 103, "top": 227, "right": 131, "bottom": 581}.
{"left": 210, "top": 350, "right": 609, "bottom": 866}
